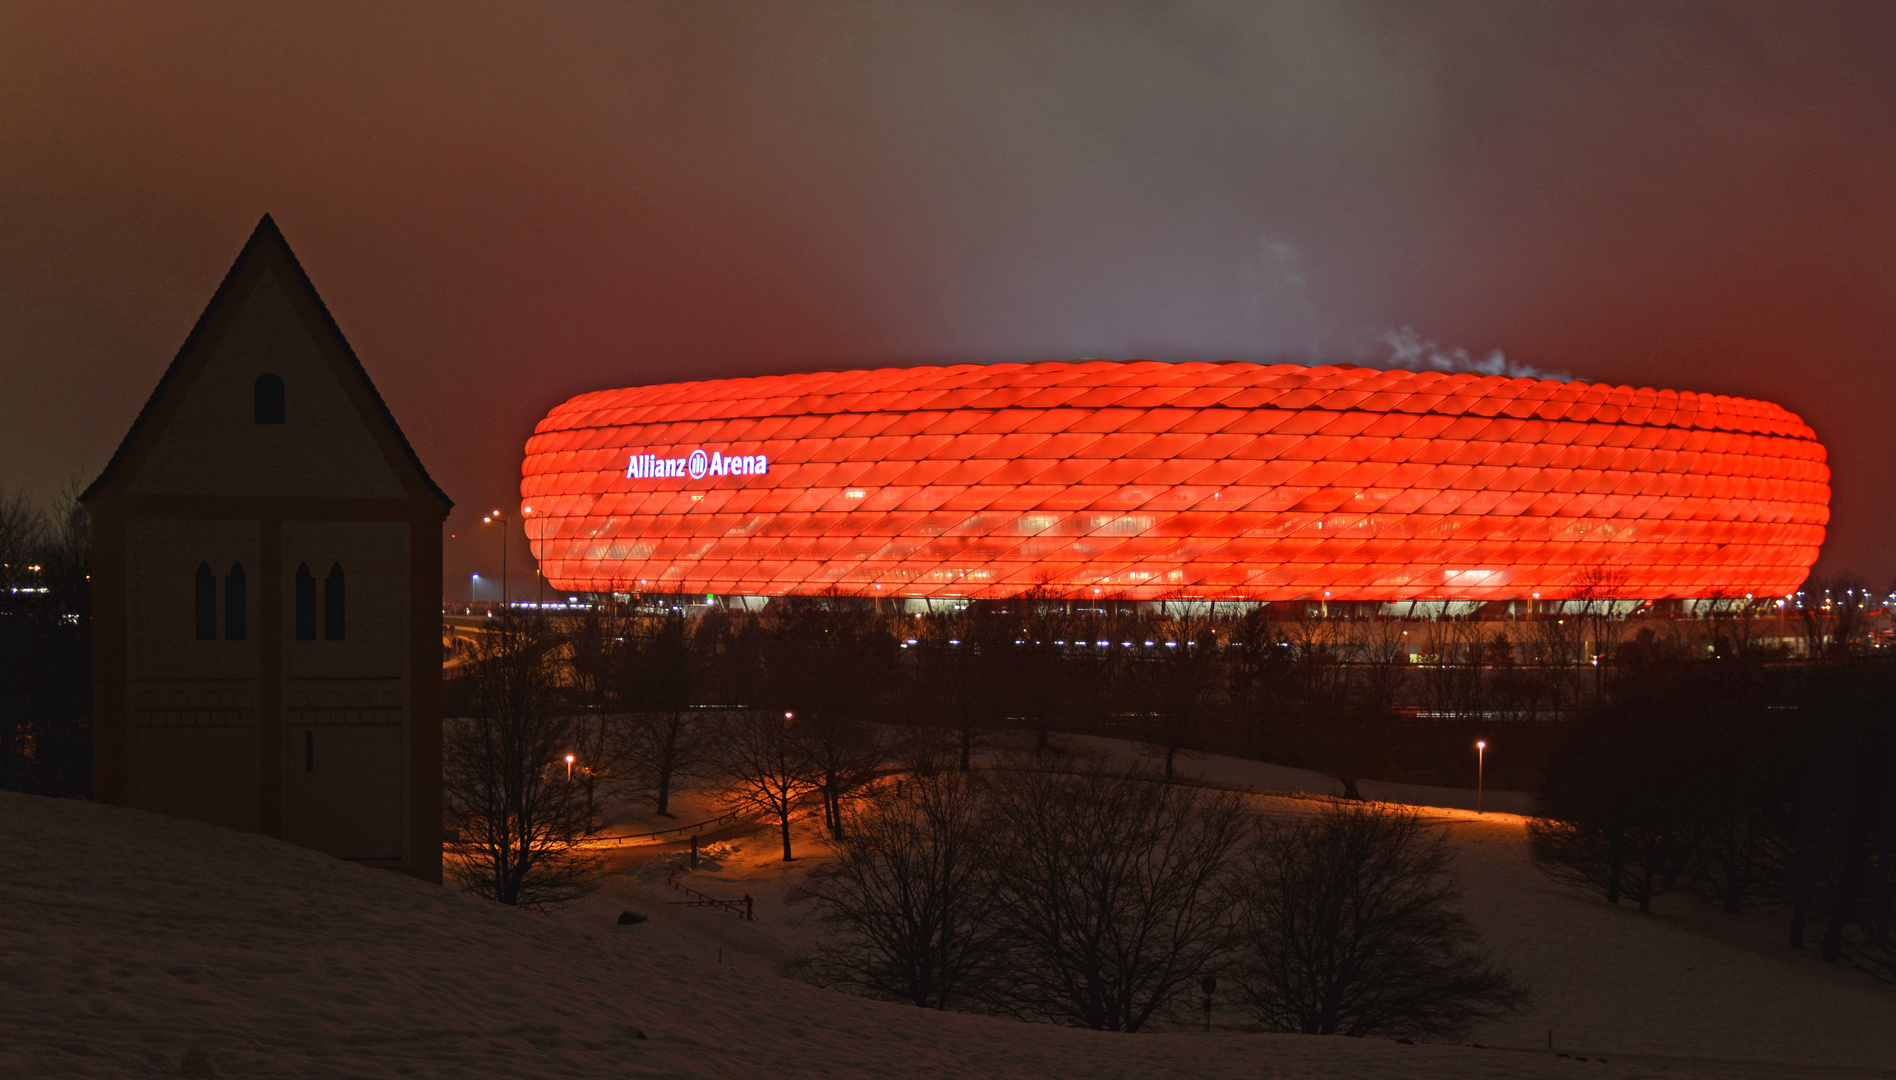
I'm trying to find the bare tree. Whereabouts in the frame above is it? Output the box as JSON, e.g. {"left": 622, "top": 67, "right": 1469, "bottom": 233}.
{"left": 1527, "top": 607, "right": 1588, "bottom": 718}
{"left": 1009, "top": 581, "right": 1071, "bottom": 755}
{"left": 1702, "top": 596, "right": 1770, "bottom": 669}
{"left": 1060, "top": 598, "right": 1142, "bottom": 739}
{"left": 0, "top": 489, "right": 45, "bottom": 598}
{"left": 1525, "top": 816, "right": 1664, "bottom": 911}
{"left": 1281, "top": 607, "right": 1390, "bottom": 800}
{"left": 1134, "top": 599, "right": 1226, "bottom": 781}
{"left": 1530, "top": 674, "right": 1756, "bottom": 913}
{"left": 888, "top": 716, "right": 955, "bottom": 778}
{"left": 913, "top": 603, "right": 1006, "bottom": 771}
{"left": 1230, "top": 606, "right": 1296, "bottom": 761}
{"left": 622, "top": 608, "right": 713, "bottom": 816}
{"left": 802, "top": 709, "right": 888, "bottom": 842}
{"left": 559, "top": 600, "right": 642, "bottom": 827}
{"left": 444, "top": 613, "right": 604, "bottom": 908}
{"left": 717, "top": 708, "right": 823, "bottom": 861}
{"left": 980, "top": 767, "right": 1249, "bottom": 1032}
{"left": 1794, "top": 576, "right": 1872, "bottom": 661}
{"left": 0, "top": 485, "right": 90, "bottom": 799}
{"left": 1570, "top": 564, "right": 1632, "bottom": 701}
{"left": 563, "top": 598, "right": 639, "bottom": 709}
{"left": 788, "top": 771, "right": 1001, "bottom": 1008}
{"left": 1353, "top": 616, "right": 1413, "bottom": 720}
{"left": 1231, "top": 802, "right": 1527, "bottom": 1038}
{"left": 1417, "top": 617, "right": 1488, "bottom": 722}
{"left": 762, "top": 594, "right": 893, "bottom": 838}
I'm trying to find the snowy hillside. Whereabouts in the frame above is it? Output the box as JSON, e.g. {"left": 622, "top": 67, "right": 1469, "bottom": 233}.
{"left": 2, "top": 741, "right": 1892, "bottom": 1078}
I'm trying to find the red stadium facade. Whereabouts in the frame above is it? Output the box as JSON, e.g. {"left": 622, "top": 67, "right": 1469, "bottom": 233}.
{"left": 519, "top": 362, "right": 1828, "bottom": 602}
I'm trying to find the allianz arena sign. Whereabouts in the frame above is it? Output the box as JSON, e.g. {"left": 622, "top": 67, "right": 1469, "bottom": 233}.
{"left": 524, "top": 360, "right": 1828, "bottom": 601}
{"left": 626, "top": 448, "right": 770, "bottom": 481}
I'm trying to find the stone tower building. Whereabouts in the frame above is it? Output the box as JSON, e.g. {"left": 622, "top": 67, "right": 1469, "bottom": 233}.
{"left": 84, "top": 216, "right": 451, "bottom": 881}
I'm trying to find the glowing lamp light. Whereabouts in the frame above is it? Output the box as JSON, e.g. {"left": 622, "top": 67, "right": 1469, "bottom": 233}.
{"left": 1475, "top": 740, "right": 1488, "bottom": 814}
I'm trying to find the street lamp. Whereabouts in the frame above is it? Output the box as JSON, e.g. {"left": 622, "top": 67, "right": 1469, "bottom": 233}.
{"left": 1475, "top": 740, "right": 1487, "bottom": 814}
{"left": 481, "top": 509, "right": 509, "bottom": 609}
{"left": 565, "top": 753, "right": 575, "bottom": 780}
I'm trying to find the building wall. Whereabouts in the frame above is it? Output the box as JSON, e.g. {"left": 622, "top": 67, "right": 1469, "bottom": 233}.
{"left": 125, "top": 270, "right": 407, "bottom": 500}
{"left": 125, "top": 517, "right": 261, "bottom": 833}
{"left": 88, "top": 223, "right": 447, "bottom": 883}
{"left": 280, "top": 519, "right": 410, "bottom": 863}
{"left": 103, "top": 509, "right": 439, "bottom": 876}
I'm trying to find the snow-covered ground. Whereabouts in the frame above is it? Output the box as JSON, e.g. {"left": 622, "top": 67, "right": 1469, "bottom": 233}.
{"left": 3, "top": 734, "right": 1893, "bottom": 1079}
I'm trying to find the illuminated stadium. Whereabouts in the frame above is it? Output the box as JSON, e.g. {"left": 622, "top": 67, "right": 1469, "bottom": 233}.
{"left": 518, "top": 361, "right": 1828, "bottom": 602}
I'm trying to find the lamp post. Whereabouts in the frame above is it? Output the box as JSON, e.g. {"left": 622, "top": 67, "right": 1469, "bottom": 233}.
{"left": 1476, "top": 740, "right": 1487, "bottom": 814}
{"left": 481, "top": 510, "right": 509, "bottom": 609}
{"left": 565, "top": 753, "right": 575, "bottom": 780}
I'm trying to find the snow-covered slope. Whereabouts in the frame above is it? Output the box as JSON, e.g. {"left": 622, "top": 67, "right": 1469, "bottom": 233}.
{"left": 3, "top": 753, "right": 1891, "bottom": 1078}
{"left": 0, "top": 790, "right": 1652, "bottom": 1079}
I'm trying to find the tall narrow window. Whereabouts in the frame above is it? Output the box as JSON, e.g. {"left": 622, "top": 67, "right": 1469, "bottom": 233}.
{"left": 225, "top": 563, "right": 246, "bottom": 640}
{"left": 194, "top": 562, "right": 216, "bottom": 640}
{"left": 254, "top": 374, "right": 285, "bottom": 423}
{"left": 324, "top": 563, "right": 345, "bottom": 641}
{"left": 294, "top": 563, "right": 316, "bottom": 640}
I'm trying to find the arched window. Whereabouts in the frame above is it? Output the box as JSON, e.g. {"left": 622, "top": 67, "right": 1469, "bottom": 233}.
{"left": 194, "top": 562, "right": 216, "bottom": 640}
{"left": 254, "top": 374, "right": 285, "bottom": 424}
{"left": 324, "top": 563, "right": 345, "bottom": 641}
{"left": 294, "top": 563, "right": 316, "bottom": 640}
{"left": 225, "top": 563, "right": 246, "bottom": 640}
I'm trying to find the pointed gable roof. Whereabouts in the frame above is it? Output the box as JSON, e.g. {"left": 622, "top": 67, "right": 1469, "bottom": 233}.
{"left": 82, "top": 215, "right": 451, "bottom": 510}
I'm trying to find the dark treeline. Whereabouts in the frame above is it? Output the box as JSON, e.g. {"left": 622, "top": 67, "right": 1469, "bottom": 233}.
{"left": 506, "top": 583, "right": 1882, "bottom": 805}
{"left": 1529, "top": 637, "right": 1896, "bottom": 979}
{"left": 0, "top": 488, "right": 91, "bottom": 799}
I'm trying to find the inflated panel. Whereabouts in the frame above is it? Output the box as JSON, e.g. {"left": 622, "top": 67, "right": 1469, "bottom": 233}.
{"left": 520, "top": 362, "right": 1828, "bottom": 600}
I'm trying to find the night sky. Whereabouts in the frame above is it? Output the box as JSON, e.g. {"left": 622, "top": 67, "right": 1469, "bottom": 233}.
{"left": 4, "top": 3, "right": 1893, "bottom": 596}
